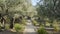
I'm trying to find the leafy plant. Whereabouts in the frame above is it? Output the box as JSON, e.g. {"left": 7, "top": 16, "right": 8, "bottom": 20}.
{"left": 0, "top": 26, "right": 1, "bottom": 29}
{"left": 53, "top": 21, "right": 60, "bottom": 32}
{"left": 21, "top": 18, "right": 26, "bottom": 25}
{"left": 32, "top": 20, "right": 38, "bottom": 26}
{"left": 5, "top": 24, "right": 10, "bottom": 30}
{"left": 14, "top": 23, "right": 24, "bottom": 32}
{"left": 37, "top": 26, "right": 48, "bottom": 34}
{"left": 54, "top": 25, "right": 59, "bottom": 32}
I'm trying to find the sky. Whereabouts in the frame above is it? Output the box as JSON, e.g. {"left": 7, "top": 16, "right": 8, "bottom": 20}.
{"left": 31, "top": 0, "right": 40, "bottom": 6}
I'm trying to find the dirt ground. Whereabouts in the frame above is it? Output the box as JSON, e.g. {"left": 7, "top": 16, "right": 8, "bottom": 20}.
{"left": 0, "top": 30, "right": 23, "bottom": 34}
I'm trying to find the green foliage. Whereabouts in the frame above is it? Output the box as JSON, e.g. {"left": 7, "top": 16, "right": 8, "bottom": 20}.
{"left": 5, "top": 24, "right": 10, "bottom": 30}
{"left": 3, "top": 15, "right": 10, "bottom": 23}
{"left": 54, "top": 25, "right": 59, "bottom": 32}
{"left": 21, "top": 18, "right": 26, "bottom": 25}
{"left": 53, "top": 21, "right": 60, "bottom": 32}
{"left": 37, "top": 26, "right": 48, "bottom": 34}
{"left": 36, "top": 0, "right": 60, "bottom": 19}
{"left": 54, "top": 26, "right": 59, "bottom": 32}
{"left": 0, "top": 0, "right": 36, "bottom": 17}
{"left": 32, "top": 20, "right": 38, "bottom": 26}
{"left": 14, "top": 23, "right": 24, "bottom": 32}
{"left": 45, "top": 22, "right": 50, "bottom": 27}
{"left": 0, "top": 25, "right": 1, "bottom": 29}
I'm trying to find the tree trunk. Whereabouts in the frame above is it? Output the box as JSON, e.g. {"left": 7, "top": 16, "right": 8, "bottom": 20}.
{"left": 10, "top": 17, "right": 14, "bottom": 29}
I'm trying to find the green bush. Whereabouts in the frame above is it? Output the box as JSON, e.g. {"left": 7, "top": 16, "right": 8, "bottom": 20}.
{"left": 0, "top": 25, "right": 1, "bottom": 30}
{"left": 14, "top": 23, "right": 24, "bottom": 32}
{"left": 21, "top": 18, "right": 26, "bottom": 25}
{"left": 32, "top": 20, "right": 38, "bottom": 26}
{"left": 53, "top": 22, "right": 60, "bottom": 32}
{"left": 5, "top": 24, "right": 10, "bottom": 30}
{"left": 54, "top": 26, "right": 59, "bottom": 32}
{"left": 0, "top": 23, "right": 1, "bottom": 29}
{"left": 37, "top": 26, "right": 48, "bottom": 34}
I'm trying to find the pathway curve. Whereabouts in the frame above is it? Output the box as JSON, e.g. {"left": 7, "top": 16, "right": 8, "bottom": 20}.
{"left": 23, "top": 20, "right": 37, "bottom": 34}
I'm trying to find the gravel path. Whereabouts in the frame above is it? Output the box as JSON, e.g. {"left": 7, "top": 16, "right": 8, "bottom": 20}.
{"left": 23, "top": 20, "right": 37, "bottom": 34}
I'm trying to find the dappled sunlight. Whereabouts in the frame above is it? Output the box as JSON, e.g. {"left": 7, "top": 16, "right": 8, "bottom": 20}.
{"left": 24, "top": 22, "right": 37, "bottom": 34}
{"left": 0, "top": 0, "right": 60, "bottom": 34}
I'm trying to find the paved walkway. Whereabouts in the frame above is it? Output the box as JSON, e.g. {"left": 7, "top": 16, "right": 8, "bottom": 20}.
{"left": 0, "top": 30, "right": 21, "bottom": 34}
{"left": 24, "top": 20, "right": 37, "bottom": 34}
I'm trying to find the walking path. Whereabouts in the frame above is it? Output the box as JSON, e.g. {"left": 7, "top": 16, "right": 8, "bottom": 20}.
{"left": 23, "top": 20, "right": 37, "bottom": 34}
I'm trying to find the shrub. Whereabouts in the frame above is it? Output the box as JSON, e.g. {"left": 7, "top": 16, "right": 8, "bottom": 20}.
{"left": 5, "top": 24, "right": 10, "bottom": 30}
{"left": 14, "top": 23, "right": 24, "bottom": 32}
{"left": 54, "top": 26, "right": 59, "bottom": 32}
{"left": 21, "top": 18, "right": 26, "bottom": 25}
{"left": 37, "top": 26, "right": 48, "bottom": 34}
{"left": 53, "top": 21, "right": 60, "bottom": 32}
{"left": 0, "top": 25, "right": 1, "bottom": 30}
{"left": 32, "top": 20, "right": 38, "bottom": 26}
{"left": 0, "top": 23, "right": 1, "bottom": 29}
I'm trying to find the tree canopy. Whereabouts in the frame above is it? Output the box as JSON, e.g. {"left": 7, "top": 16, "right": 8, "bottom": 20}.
{"left": 0, "top": 0, "right": 37, "bottom": 17}
{"left": 36, "top": 0, "right": 60, "bottom": 20}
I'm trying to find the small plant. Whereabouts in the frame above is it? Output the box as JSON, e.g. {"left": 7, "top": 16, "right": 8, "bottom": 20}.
{"left": 14, "top": 23, "right": 24, "bottom": 32}
{"left": 53, "top": 21, "right": 60, "bottom": 32}
{"left": 0, "top": 23, "right": 1, "bottom": 29}
{"left": 5, "top": 24, "right": 10, "bottom": 30}
{"left": 37, "top": 26, "right": 48, "bottom": 34}
{"left": 54, "top": 26, "right": 59, "bottom": 32}
{"left": 32, "top": 20, "right": 38, "bottom": 26}
{"left": 21, "top": 18, "right": 26, "bottom": 25}
{"left": 0, "top": 25, "right": 1, "bottom": 30}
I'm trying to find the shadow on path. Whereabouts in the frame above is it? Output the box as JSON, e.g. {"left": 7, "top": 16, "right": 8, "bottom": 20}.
{"left": 0, "top": 30, "right": 22, "bottom": 34}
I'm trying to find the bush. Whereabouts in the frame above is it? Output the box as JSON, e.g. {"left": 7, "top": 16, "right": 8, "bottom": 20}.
{"left": 53, "top": 21, "right": 60, "bottom": 32}
{"left": 21, "top": 18, "right": 26, "bottom": 25}
{"left": 5, "top": 24, "right": 10, "bottom": 30}
{"left": 0, "top": 25, "right": 1, "bottom": 30}
{"left": 54, "top": 26, "right": 59, "bottom": 32}
{"left": 0, "top": 23, "right": 1, "bottom": 29}
{"left": 32, "top": 20, "right": 38, "bottom": 26}
{"left": 37, "top": 26, "right": 48, "bottom": 34}
{"left": 14, "top": 23, "right": 24, "bottom": 32}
